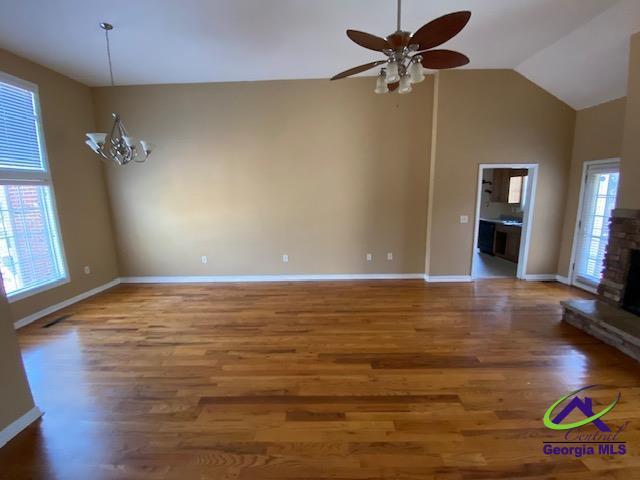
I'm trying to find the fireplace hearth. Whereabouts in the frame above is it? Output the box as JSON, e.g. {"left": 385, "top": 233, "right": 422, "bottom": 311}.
{"left": 562, "top": 209, "right": 640, "bottom": 362}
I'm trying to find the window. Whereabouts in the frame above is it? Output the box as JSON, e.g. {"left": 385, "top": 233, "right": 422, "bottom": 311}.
{"left": 508, "top": 176, "right": 524, "bottom": 204}
{"left": 0, "top": 72, "right": 68, "bottom": 300}
{"left": 574, "top": 161, "right": 619, "bottom": 288}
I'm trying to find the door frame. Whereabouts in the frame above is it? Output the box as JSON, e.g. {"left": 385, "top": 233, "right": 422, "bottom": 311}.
{"left": 471, "top": 163, "right": 539, "bottom": 280}
{"left": 568, "top": 158, "right": 620, "bottom": 293}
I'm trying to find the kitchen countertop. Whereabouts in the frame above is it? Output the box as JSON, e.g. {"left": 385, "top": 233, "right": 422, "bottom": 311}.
{"left": 480, "top": 217, "right": 523, "bottom": 227}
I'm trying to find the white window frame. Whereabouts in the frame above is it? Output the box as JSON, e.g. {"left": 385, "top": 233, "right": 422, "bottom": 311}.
{"left": 568, "top": 158, "right": 620, "bottom": 294}
{"left": 0, "top": 70, "right": 69, "bottom": 302}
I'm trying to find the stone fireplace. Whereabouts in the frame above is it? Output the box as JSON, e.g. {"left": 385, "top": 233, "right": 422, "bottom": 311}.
{"left": 598, "top": 209, "right": 640, "bottom": 306}
{"left": 562, "top": 208, "right": 640, "bottom": 362}
{"left": 622, "top": 249, "right": 640, "bottom": 315}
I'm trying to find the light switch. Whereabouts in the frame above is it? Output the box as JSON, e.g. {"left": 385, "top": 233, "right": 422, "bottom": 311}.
{"left": 366, "top": 253, "right": 372, "bottom": 261}
{"left": 201, "top": 256, "right": 208, "bottom": 264}
{"left": 460, "top": 215, "right": 469, "bottom": 224}
{"left": 282, "top": 254, "right": 289, "bottom": 263}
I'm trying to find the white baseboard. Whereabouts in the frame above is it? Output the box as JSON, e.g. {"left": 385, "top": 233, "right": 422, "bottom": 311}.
{"left": 523, "top": 274, "right": 558, "bottom": 282}
{"left": 424, "top": 275, "right": 473, "bottom": 283}
{"left": 556, "top": 275, "right": 570, "bottom": 285}
{"left": 120, "top": 274, "right": 425, "bottom": 284}
{"left": 0, "top": 406, "right": 42, "bottom": 448}
{"left": 13, "top": 278, "right": 121, "bottom": 330}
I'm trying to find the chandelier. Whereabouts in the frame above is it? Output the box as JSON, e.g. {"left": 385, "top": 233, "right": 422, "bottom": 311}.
{"left": 85, "top": 23, "right": 153, "bottom": 165}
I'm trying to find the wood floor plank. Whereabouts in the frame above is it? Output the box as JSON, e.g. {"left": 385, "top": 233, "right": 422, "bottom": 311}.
{"left": 1, "top": 279, "right": 639, "bottom": 479}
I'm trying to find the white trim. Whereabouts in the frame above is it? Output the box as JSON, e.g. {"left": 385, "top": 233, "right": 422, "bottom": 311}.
{"left": 573, "top": 279, "right": 599, "bottom": 294}
{"left": 13, "top": 278, "right": 120, "bottom": 329}
{"left": 424, "top": 275, "right": 472, "bottom": 283}
{"left": 523, "top": 274, "right": 557, "bottom": 281}
{"left": 568, "top": 158, "right": 621, "bottom": 288}
{"left": 518, "top": 165, "right": 538, "bottom": 279}
{"left": 0, "top": 406, "right": 42, "bottom": 448}
{"left": 471, "top": 163, "right": 538, "bottom": 281}
{"left": 121, "top": 274, "right": 424, "bottom": 284}
{"left": 556, "top": 275, "right": 570, "bottom": 285}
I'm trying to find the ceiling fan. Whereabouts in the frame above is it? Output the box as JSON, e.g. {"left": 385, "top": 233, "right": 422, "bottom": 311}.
{"left": 331, "top": 0, "right": 471, "bottom": 94}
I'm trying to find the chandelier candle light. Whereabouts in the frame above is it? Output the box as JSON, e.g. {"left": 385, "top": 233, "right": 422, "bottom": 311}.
{"left": 331, "top": 0, "right": 471, "bottom": 94}
{"left": 85, "top": 23, "right": 153, "bottom": 165}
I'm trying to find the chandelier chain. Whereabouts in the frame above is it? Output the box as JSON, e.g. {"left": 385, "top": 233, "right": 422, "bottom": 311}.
{"left": 396, "top": 0, "right": 402, "bottom": 32}
{"left": 104, "top": 27, "right": 114, "bottom": 87}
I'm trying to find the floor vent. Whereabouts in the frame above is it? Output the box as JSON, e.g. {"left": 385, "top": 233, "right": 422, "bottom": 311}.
{"left": 42, "top": 314, "right": 72, "bottom": 328}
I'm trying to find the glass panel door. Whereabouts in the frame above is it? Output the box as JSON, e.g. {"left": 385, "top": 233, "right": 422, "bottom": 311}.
{"left": 573, "top": 161, "right": 620, "bottom": 288}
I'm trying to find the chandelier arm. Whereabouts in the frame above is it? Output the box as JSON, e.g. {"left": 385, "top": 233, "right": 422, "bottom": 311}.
{"left": 116, "top": 115, "right": 129, "bottom": 138}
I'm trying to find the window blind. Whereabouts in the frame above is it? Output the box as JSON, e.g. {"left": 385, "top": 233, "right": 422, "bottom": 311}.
{"left": 575, "top": 165, "right": 619, "bottom": 287}
{"left": 0, "top": 81, "right": 45, "bottom": 171}
{"left": 0, "top": 185, "right": 66, "bottom": 296}
{"left": 0, "top": 76, "right": 67, "bottom": 299}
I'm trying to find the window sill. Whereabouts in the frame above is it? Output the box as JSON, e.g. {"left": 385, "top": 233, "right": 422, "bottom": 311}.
{"left": 7, "top": 277, "right": 70, "bottom": 303}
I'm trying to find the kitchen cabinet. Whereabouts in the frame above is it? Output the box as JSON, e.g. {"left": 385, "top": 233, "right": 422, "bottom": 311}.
{"left": 478, "top": 220, "right": 496, "bottom": 255}
{"left": 490, "top": 169, "right": 528, "bottom": 203}
{"left": 494, "top": 224, "right": 521, "bottom": 263}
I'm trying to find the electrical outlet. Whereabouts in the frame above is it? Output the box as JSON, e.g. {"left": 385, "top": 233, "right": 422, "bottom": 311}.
{"left": 201, "top": 256, "right": 208, "bottom": 264}
{"left": 366, "top": 253, "right": 372, "bottom": 261}
{"left": 460, "top": 215, "right": 469, "bottom": 224}
{"left": 387, "top": 252, "right": 393, "bottom": 261}
{"left": 282, "top": 254, "right": 289, "bottom": 263}
{"left": 83, "top": 265, "right": 91, "bottom": 275}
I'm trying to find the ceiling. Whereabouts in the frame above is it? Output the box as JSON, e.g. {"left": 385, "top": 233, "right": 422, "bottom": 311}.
{"left": 0, "top": 0, "right": 634, "bottom": 109}
{"left": 516, "top": 0, "right": 640, "bottom": 109}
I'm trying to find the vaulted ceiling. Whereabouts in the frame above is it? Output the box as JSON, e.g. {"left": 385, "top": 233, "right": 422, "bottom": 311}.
{"left": 0, "top": 0, "right": 636, "bottom": 109}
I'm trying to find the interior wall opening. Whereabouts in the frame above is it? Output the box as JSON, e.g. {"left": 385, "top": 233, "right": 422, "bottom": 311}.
{"left": 472, "top": 164, "right": 537, "bottom": 280}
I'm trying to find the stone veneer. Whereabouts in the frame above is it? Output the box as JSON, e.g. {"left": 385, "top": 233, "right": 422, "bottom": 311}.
{"left": 562, "top": 299, "right": 640, "bottom": 362}
{"left": 562, "top": 208, "right": 640, "bottom": 362}
{"left": 598, "top": 208, "right": 640, "bottom": 304}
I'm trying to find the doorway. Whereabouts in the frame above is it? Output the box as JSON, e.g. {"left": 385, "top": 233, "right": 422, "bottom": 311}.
{"left": 471, "top": 164, "right": 538, "bottom": 279}
{"left": 570, "top": 159, "right": 620, "bottom": 293}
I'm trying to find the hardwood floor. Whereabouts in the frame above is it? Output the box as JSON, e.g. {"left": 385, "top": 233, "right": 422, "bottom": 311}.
{"left": 2, "top": 280, "right": 640, "bottom": 479}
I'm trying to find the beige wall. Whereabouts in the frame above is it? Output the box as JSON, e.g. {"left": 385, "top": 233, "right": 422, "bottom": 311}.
{"left": 556, "top": 97, "right": 626, "bottom": 277}
{"left": 0, "top": 49, "right": 119, "bottom": 323}
{"left": 0, "top": 272, "right": 35, "bottom": 433}
{"left": 619, "top": 32, "right": 640, "bottom": 210}
{"left": 427, "top": 70, "right": 575, "bottom": 277}
{"left": 93, "top": 78, "right": 433, "bottom": 276}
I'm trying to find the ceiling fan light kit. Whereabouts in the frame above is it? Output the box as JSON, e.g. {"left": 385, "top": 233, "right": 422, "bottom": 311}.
{"left": 85, "top": 22, "right": 153, "bottom": 165}
{"left": 375, "top": 73, "right": 389, "bottom": 94}
{"left": 331, "top": 0, "right": 471, "bottom": 94}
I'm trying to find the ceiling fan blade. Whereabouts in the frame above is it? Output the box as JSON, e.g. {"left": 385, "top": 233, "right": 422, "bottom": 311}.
{"left": 419, "top": 50, "right": 469, "bottom": 70}
{"left": 410, "top": 11, "right": 471, "bottom": 51}
{"left": 388, "top": 82, "right": 399, "bottom": 92}
{"left": 346, "top": 30, "right": 391, "bottom": 52}
{"left": 331, "top": 61, "right": 386, "bottom": 81}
